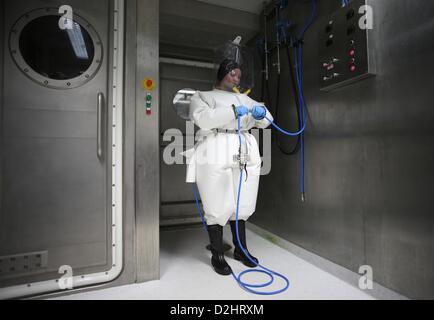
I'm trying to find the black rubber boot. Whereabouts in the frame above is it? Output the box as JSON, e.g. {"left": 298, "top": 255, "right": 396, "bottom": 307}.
{"left": 230, "top": 220, "right": 259, "bottom": 268}
{"left": 207, "top": 225, "right": 232, "bottom": 276}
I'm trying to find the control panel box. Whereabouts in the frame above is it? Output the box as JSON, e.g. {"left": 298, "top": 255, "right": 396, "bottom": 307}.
{"left": 319, "top": 0, "right": 375, "bottom": 91}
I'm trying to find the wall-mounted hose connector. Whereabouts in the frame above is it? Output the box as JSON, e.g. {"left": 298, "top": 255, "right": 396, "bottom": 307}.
{"left": 277, "top": 0, "right": 289, "bottom": 10}
{"left": 277, "top": 20, "right": 292, "bottom": 45}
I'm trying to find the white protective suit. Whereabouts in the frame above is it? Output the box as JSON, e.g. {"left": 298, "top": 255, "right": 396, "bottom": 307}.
{"left": 186, "top": 88, "right": 273, "bottom": 226}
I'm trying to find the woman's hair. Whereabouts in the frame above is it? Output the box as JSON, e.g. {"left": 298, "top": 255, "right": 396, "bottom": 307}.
{"left": 216, "top": 59, "right": 240, "bottom": 82}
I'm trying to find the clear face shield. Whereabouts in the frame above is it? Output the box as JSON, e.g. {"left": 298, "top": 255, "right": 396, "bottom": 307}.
{"left": 214, "top": 37, "right": 255, "bottom": 94}
{"left": 172, "top": 37, "right": 255, "bottom": 120}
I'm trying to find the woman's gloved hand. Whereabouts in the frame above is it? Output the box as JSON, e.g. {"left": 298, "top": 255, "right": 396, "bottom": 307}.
{"left": 251, "top": 105, "right": 267, "bottom": 120}
{"left": 232, "top": 105, "right": 249, "bottom": 118}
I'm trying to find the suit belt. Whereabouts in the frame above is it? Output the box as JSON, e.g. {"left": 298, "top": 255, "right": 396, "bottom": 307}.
{"left": 213, "top": 129, "right": 250, "bottom": 134}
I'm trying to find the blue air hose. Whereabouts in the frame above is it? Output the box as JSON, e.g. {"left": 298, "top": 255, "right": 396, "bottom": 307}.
{"left": 293, "top": 0, "right": 317, "bottom": 199}
{"left": 295, "top": 43, "right": 307, "bottom": 199}
{"left": 298, "top": 0, "right": 317, "bottom": 40}
{"left": 192, "top": 116, "right": 290, "bottom": 295}
{"left": 262, "top": 41, "right": 308, "bottom": 198}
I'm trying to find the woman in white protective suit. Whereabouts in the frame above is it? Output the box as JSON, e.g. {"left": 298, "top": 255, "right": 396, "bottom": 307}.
{"left": 186, "top": 59, "right": 274, "bottom": 276}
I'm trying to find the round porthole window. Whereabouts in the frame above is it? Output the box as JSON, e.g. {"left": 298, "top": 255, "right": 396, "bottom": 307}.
{"left": 9, "top": 8, "right": 103, "bottom": 89}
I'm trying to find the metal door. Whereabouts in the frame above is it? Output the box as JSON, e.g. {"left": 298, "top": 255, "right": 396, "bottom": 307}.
{"left": 0, "top": 0, "right": 123, "bottom": 297}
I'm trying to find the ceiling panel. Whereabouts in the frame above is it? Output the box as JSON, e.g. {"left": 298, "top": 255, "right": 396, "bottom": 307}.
{"left": 160, "top": 0, "right": 262, "bottom": 54}
{"left": 195, "top": 0, "right": 267, "bottom": 14}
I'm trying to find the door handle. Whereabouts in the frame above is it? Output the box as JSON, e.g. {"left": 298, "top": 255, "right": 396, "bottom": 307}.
{"left": 97, "top": 92, "right": 105, "bottom": 161}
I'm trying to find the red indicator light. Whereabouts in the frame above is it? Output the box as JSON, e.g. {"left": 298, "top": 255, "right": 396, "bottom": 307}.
{"left": 350, "top": 64, "right": 357, "bottom": 72}
{"left": 349, "top": 49, "right": 355, "bottom": 57}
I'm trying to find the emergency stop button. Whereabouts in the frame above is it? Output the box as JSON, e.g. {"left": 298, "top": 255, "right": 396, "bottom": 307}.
{"left": 142, "top": 77, "right": 156, "bottom": 91}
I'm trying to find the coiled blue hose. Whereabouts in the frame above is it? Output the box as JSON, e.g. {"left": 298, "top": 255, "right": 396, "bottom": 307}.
{"left": 231, "top": 117, "right": 290, "bottom": 295}
{"left": 193, "top": 116, "right": 290, "bottom": 295}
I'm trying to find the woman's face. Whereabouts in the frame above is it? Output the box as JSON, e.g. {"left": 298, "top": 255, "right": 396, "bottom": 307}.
{"left": 220, "top": 68, "right": 242, "bottom": 91}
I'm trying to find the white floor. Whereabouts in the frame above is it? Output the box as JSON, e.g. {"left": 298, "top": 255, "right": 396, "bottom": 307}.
{"left": 51, "top": 226, "right": 376, "bottom": 300}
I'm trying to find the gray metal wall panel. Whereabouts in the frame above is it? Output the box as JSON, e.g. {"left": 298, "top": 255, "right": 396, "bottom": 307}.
{"left": 160, "top": 43, "right": 214, "bottom": 62}
{"left": 0, "top": 1, "right": 4, "bottom": 234}
{"left": 3, "top": 108, "right": 97, "bottom": 138}
{"left": 161, "top": 158, "right": 194, "bottom": 203}
{"left": 1, "top": 139, "right": 106, "bottom": 252}
{"left": 160, "top": 63, "right": 214, "bottom": 133}
{"left": 159, "top": 62, "right": 213, "bottom": 222}
{"left": 252, "top": 0, "right": 434, "bottom": 299}
{"left": 135, "top": 0, "right": 160, "bottom": 283}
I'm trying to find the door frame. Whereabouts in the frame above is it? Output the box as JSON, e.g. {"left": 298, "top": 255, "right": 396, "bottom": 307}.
{"left": 0, "top": 0, "right": 125, "bottom": 299}
{"left": 0, "top": 1, "right": 4, "bottom": 230}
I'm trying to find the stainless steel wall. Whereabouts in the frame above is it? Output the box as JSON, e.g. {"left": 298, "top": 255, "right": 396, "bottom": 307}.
{"left": 0, "top": 2, "right": 3, "bottom": 223}
{"left": 135, "top": 0, "right": 160, "bottom": 282}
{"left": 159, "top": 61, "right": 214, "bottom": 226}
{"left": 252, "top": 0, "right": 434, "bottom": 299}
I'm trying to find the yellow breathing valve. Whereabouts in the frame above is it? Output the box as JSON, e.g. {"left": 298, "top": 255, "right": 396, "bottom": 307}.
{"left": 232, "top": 87, "right": 252, "bottom": 96}
{"left": 232, "top": 87, "right": 241, "bottom": 94}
